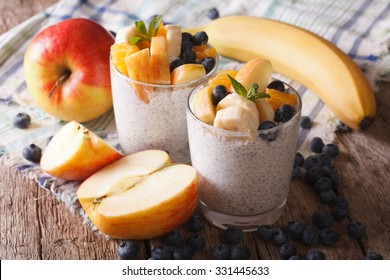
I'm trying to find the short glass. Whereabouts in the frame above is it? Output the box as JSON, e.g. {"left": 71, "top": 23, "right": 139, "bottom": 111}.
{"left": 186, "top": 80, "right": 302, "bottom": 231}
{"left": 110, "top": 55, "right": 219, "bottom": 163}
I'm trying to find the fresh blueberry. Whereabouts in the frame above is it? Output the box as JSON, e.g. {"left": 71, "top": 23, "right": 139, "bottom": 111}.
{"left": 212, "top": 244, "right": 231, "bottom": 260}
{"left": 333, "top": 196, "right": 348, "bottom": 209}
{"left": 313, "top": 177, "right": 333, "bottom": 193}
{"left": 207, "top": 7, "right": 220, "bottom": 20}
{"left": 289, "top": 255, "right": 304, "bottom": 260}
{"left": 347, "top": 221, "right": 366, "bottom": 239}
{"left": 224, "top": 226, "right": 244, "bottom": 244}
{"left": 117, "top": 240, "right": 139, "bottom": 259}
{"left": 13, "top": 112, "right": 31, "bottom": 129}
{"left": 188, "top": 215, "right": 204, "bottom": 232}
{"left": 322, "top": 166, "right": 342, "bottom": 189}
{"left": 259, "top": 121, "right": 278, "bottom": 142}
{"left": 182, "top": 32, "right": 193, "bottom": 42}
{"left": 192, "top": 31, "right": 208, "bottom": 45}
{"left": 291, "top": 166, "right": 301, "bottom": 179}
{"left": 22, "top": 144, "right": 42, "bottom": 163}
{"left": 336, "top": 121, "right": 351, "bottom": 132}
{"left": 310, "top": 137, "right": 324, "bottom": 153}
{"left": 201, "top": 57, "right": 216, "bottom": 74}
{"left": 181, "top": 40, "right": 194, "bottom": 53}
{"left": 267, "top": 80, "right": 285, "bottom": 92}
{"left": 186, "top": 233, "right": 206, "bottom": 251}
{"left": 319, "top": 189, "right": 337, "bottom": 205}
{"left": 278, "top": 243, "right": 297, "bottom": 259}
{"left": 320, "top": 228, "right": 340, "bottom": 245}
{"left": 307, "top": 250, "right": 325, "bottom": 260}
{"left": 212, "top": 85, "right": 229, "bottom": 106}
{"left": 364, "top": 252, "right": 383, "bottom": 260}
{"left": 318, "top": 153, "right": 332, "bottom": 166}
{"left": 312, "top": 210, "right": 334, "bottom": 230}
{"left": 151, "top": 245, "right": 173, "bottom": 260}
{"left": 300, "top": 116, "right": 312, "bottom": 129}
{"left": 322, "top": 143, "right": 339, "bottom": 158}
{"left": 303, "top": 155, "right": 322, "bottom": 169}
{"left": 256, "top": 225, "right": 273, "bottom": 241}
{"left": 170, "top": 58, "right": 184, "bottom": 72}
{"left": 331, "top": 206, "right": 347, "bottom": 220}
{"left": 173, "top": 245, "right": 194, "bottom": 260}
{"left": 287, "top": 221, "right": 306, "bottom": 239}
{"left": 305, "top": 166, "right": 327, "bottom": 185}
{"left": 295, "top": 152, "right": 305, "bottom": 167}
{"left": 301, "top": 226, "right": 319, "bottom": 246}
{"left": 230, "top": 244, "right": 250, "bottom": 260}
{"left": 165, "top": 230, "right": 183, "bottom": 246}
{"left": 274, "top": 104, "right": 296, "bottom": 123}
{"left": 181, "top": 49, "right": 196, "bottom": 63}
{"left": 273, "top": 228, "right": 290, "bottom": 246}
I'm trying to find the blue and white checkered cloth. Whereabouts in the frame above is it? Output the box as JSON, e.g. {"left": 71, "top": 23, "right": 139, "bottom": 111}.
{"left": 1, "top": 0, "right": 389, "bottom": 214}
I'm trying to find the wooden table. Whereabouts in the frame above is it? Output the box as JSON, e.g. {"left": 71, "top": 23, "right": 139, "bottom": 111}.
{"left": 1, "top": 0, "right": 389, "bottom": 260}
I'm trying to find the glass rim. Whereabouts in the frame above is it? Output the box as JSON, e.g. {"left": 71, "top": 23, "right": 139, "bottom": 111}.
{"left": 186, "top": 78, "right": 303, "bottom": 137}
{"left": 110, "top": 51, "right": 220, "bottom": 89}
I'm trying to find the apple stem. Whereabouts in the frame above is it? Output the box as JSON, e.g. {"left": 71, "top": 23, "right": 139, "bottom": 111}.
{"left": 48, "top": 71, "right": 70, "bottom": 98}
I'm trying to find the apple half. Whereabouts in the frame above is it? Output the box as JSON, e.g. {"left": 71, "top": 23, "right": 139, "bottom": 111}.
{"left": 41, "top": 121, "right": 123, "bottom": 180}
{"left": 77, "top": 150, "right": 198, "bottom": 239}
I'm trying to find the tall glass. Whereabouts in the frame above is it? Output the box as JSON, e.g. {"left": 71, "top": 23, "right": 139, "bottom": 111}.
{"left": 186, "top": 80, "right": 302, "bottom": 231}
{"left": 110, "top": 56, "right": 218, "bottom": 163}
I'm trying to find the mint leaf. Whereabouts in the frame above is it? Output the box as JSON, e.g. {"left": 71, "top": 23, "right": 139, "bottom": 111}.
{"left": 129, "top": 36, "right": 145, "bottom": 45}
{"left": 227, "top": 75, "right": 247, "bottom": 96}
{"left": 148, "top": 15, "right": 163, "bottom": 37}
{"left": 135, "top": 20, "right": 148, "bottom": 36}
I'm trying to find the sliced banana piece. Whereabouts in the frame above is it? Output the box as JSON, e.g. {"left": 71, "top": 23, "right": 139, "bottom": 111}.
{"left": 255, "top": 98, "right": 275, "bottom": 123}
{"left": 115, "top": 24, "right": 139, "bottom": 44}
{"left": 165, "top": 25, "right": 182, "bottom": 62}
{"left": 214, "top": 105, "right": 259, "bottom": 132}
{"left": 216, "top": 93, "right": 259, "bottom": 122}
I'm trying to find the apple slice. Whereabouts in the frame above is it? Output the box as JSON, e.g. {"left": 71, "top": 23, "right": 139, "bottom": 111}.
{"left": 165, "top": 25, "right": 182, "bottom": 62}
{"left": 232, "top": 58, "right": 273, "bottom": 92}
{"left": 77, "top": 150, "right": 198, "bottom": 239}
{"left": 41, "top": 121, "right": 123, "bottom": 180}
{"left": 171, "top": 64, "right": 206, "bottom": 85}
{"left": 192, "top": 85, "right": 216, "bottom": 125}
{"left": 150, "top": 36, "right": 171, "bottom": 84}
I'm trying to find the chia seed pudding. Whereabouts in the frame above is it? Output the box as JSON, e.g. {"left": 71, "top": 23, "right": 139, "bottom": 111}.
{"left": 110, "top": 59, "right": 218, "bottom": 163}
{"left": 187, "top": 81, "right": 301, "bottom": 230}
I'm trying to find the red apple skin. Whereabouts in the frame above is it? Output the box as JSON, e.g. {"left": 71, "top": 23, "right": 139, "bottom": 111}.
{"left": 23, "top": 18, "right": 114, "bottom": 122}
{"left": 79, "top": 178, "right": 198, "bottom": 239}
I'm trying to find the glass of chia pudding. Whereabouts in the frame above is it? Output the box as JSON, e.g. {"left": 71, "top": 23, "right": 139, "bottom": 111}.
{"left": 110, "top": 16, "right": 218, "bottom": 162}
{"left": 186, "top": 59, "right": 302, "bottom": 230}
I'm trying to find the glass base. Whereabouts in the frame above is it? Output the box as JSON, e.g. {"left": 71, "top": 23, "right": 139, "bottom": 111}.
{"left": 200, "top": 199, "right": 286, "bottom": 232}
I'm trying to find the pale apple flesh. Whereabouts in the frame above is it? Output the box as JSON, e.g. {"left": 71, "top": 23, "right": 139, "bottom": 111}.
{"left": 23, "top": 18, "right": 115, "bottom": 122}
{"left": 232, "top": 58, "right": 273, "bottom": 92}
{"left": 77, "top": 150, "right": 198, "bottom": 239}
{"left": 41, "top": 121, "right": 123, "bottom": 180}
{"left": 150, "top": 36, "right": 171, "bottom": 84}
{"left": 192, "top": 86, "right": 216, "bottom": 125}
{"left": 171, "top": 64, "right": 206, "bottom": 85}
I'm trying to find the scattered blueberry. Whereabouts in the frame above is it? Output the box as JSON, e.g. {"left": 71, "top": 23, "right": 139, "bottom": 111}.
{"left": 301, "top": 226, "right": 319, "bottom": 246}
{"left": 323, "top": 143, "right": 339, "bottom": 158}
{"left": 333, "top": 196, "right": 348, "bottom": 209}
{"left": 212, "top": 85, "right": 229, "bottom": 106}
{"left": 278, "top": 243, "right": 297, "bottom": 259}
{"left": 319, "top": 189, "right": 337, "bottom": 205}
{"left": 295, "top": 152, "right": 305, "bottom": 167}
{"left": 165, "top": 230, "right": 183, "bottom": 246}
{"left": 305, "top": 166, "right": 327, "bottom": 185}
{"left": 312, "top": 210, "right": 334, "bottom": 230}
{"left": 187, "top": 233, "right": 206, "bottom": 251}
{"left": 182, "top": 32, "right": 193, "bottom": 42}
{"left": 212, "top": 244, "right": 231, "bottom": 260}
{"left": 256, "top": 225, "right": 273, "bottom": 241}
{"left": 151, "top": 245, "right": 173, "bottom": 260}
{"left": 224, "top": 226, "right": 244, "bottom": 244}
{"left": 289, "top": 255, "right": 304, "bottom": 260}
{"left": 230, "top": 244, "right": 250, "bottom": 260}
{"left": 201, "top": 57, "right": 216, "bottom": 74}
{"left": 259, "top": 121, "right": 278, "bottom": 142}
{"left": 320, "top": 228, "right": 340, "bottom": 245}
{"left": 181, "top": 40, "right": 194, "bottom": 53}
{"left": 291, "top": 166, "right": 301, "bottom": 179}
{"left": 331, "top": 206, "right": 347, "bottom": 220}
{"left": 318, "top": 153, "right": 332, "bottom": 166}
{"left": 347, "top": 221, "right": 366, "bottom": 239}
{"left": 173, "top": 245, "right": 194, "bottom": 260}
{"left": 188, "top": 215, "right": 204, "bottom": 232}
{"left": 313, "top": 177, "right": 333, "bottom": 193}
{"left": 274, "top": 104, "right": 296, "bottom": 123}
{"left": 322, "top": 166, "right": 342, "bottom": 189}
{"left": 207, "top": 7, "right": 220, "bottom": 20}
{"left": 192, "top": 31, "right": 208, "bottom": 45}
{"left": 117, "top": 240, "right": 139, "bottom": 259}
{"left": 273, "top": 228, "right": 290, "bottom": 246}
{"left": 181, "top": 49, "right": 196, "bottom": 63}
{"left": 267, "top": 80, "right": 285, "bottom": 92}
{"left": 288, "top": 221, "right": 306, "bottom": 239}
{"left": 363, "top": 252, "right": 383, "bottom": 260}
{"left": 170, "top": 58, "right": 184, "bottom": 72}
{"left": 13, "top": 112, "right": 31, "bottom": 129}
{"left": 310, "top": 137, "right": 324, "bottom": 153}
{"left": 300, "top": 116, "right": 312, "bottom": 129}
{"left": 22, "top": 144, "right": 42, "bottom": 163}
{"left": 307, "top": 250, "right": 325, "bottom": 260}
{"left": 304, "top": 155, "right": 322, "bottom": 169}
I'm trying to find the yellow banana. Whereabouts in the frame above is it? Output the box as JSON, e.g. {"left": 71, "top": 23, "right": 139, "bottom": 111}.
{"left": 185, "top": 15, "right": 376, "bottom": 130}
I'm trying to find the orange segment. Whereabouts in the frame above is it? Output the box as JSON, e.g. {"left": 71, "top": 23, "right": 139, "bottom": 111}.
{"left": 208, "top": 69, "right": 238, "bottom": 91}
{"left": 265, "top": 88, "right": 298, "bottom": 111}
{"left": 193, "top": 44, "right": 217, "bottom": 62}
{"left": 110, "top": 43, "right": 140, "bottom": 76}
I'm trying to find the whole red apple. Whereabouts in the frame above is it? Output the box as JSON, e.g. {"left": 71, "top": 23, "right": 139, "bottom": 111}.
{"left": 24, "top": 18, "right": 114, "bottom": 122}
